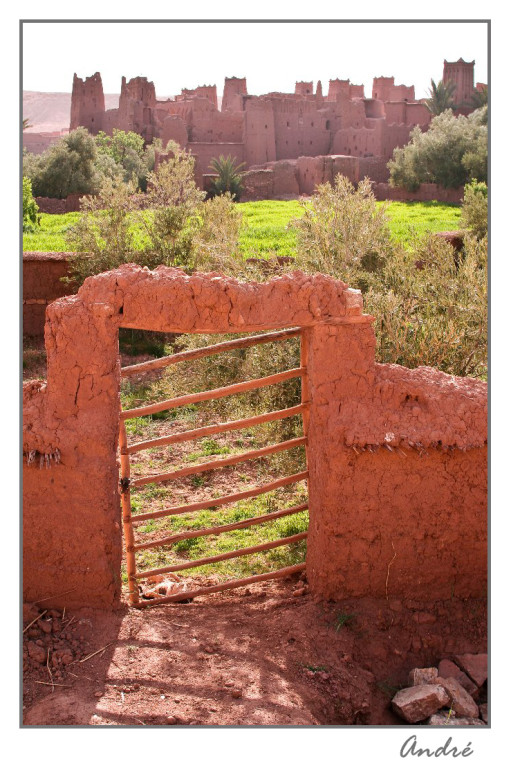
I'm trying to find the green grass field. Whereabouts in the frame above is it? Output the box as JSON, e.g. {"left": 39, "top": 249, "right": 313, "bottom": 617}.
{"left": 23, "top": 199, "right": 461, "bottom": 255}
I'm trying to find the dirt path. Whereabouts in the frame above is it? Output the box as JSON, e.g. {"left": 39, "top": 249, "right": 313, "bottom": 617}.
{"left": 23, "top": 577, "right": 487, "bottom": 726}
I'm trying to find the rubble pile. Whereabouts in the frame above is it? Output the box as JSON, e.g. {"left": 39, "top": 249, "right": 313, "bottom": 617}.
{"left": 392, "top": 654, "right": 488, "bottom": 725}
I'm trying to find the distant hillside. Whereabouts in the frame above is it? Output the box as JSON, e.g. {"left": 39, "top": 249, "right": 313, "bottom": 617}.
{"left": 23, "top": 91, "right": 120, "bottom": 133}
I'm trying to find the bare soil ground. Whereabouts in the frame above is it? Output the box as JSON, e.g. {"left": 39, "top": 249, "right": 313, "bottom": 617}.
{"left": 23, "top": 584, "right": 487, "bottom": 726}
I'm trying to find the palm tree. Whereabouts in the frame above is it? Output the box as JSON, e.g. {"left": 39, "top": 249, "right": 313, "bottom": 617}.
{"left": 425, "top": 79, "right": 457, "bottom": 115}
{"left": 209, "top": 155, "right": 245, "bottom": 201}
{"left": 23, "top": 117, "right": 32, "bottom": 130}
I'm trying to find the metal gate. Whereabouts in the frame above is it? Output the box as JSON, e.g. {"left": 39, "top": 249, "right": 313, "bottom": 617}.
{"left": 118, "top": 327, "right": 310, "bottom": 608}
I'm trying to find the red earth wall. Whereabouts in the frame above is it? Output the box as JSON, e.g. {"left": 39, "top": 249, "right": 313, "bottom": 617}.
{"left": 35, "top": 194, "right": 83, "bottom": 213}
{"left": 373, "top": 183, "right": 463, "bottom": 203}
{"left": 23, "top": 266, "right": 487, "bottom": 610}
{"left": 23, "top": 252, "right": 75, "bottom": 336}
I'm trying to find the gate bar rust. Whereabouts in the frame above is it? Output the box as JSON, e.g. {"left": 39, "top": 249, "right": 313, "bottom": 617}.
{"left": 120, "top": 367, "right": 306, "bottom": 420}
{"left": 133, "top": 502, "right": 309, "bottom": 552}
{"left": 137, "top": 563, "right": 306, "bottom": 608}
{"left": 131, "top": 436, "right": 307, "bottom": 488}
{"left": 130, "top": 470, "right": 309, "bottom": 524}
{"left": 121, "top": 327, "right": 302, "bottom": 378}
{"left": 126, "top": 403, "right": 308, "bottom": 454}
{"left": 135, "top": 531, "right": 308, "bottom": 579}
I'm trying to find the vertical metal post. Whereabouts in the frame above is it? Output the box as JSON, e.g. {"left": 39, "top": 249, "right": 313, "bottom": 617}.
{"left": 119, "top": 419, "right": 139, "bottom": 606}
{"left": 300, "top": 329, "right": 311, "bottom": 470}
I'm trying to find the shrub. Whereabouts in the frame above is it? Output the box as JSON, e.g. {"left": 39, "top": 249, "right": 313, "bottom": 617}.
{"left": 22, "top": 176, "right": 40, "bottom": 232}
{"left": 191, "top": 193, "right": 244, "bottom": 273}
{"left": 388, "top": 107, "right": 487, "bottom": 191}
{"left": 290, "top": 175, "right": 394, "bottom": 290}
{"left": 459, "top": 179, "right": 488, "bottom": 240}
{"left": 291, "top": 174, "right": 487, "bottom": 379}
{"left": 366, "top": 233, "right": 487, "bottom": 378}
{"left": 140, "top": 144, "right": 206, "bottom": 269}
{"left": 64, "top": 176, "right": 139, "bottom": 285}
{"left": 65, "top": 145, "right": 244, "bottom": 285}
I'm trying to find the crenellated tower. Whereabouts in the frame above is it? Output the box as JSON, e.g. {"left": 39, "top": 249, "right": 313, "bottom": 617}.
{"left": 70, "top": 72, "right": 105, "bottom": 133}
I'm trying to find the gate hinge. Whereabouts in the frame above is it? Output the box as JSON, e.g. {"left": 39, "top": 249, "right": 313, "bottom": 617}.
{"left": 119, "top": 476, "right": 131, "bottom": 493}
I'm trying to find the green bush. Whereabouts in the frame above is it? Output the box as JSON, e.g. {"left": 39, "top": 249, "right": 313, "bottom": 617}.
{"left": 22, "top": 176, "right": 39, "bottom": 232}
{"left": 64, "top": 144, "right": 244, "bottom": 285}
{"left": 290, "top": 175, "right": 394, "bottom": 290}
{"left": 292, "top": 174, "right": 487, "bottom": 379}
{"left": 459, "top": 179, "right": 488, "bottom": 240}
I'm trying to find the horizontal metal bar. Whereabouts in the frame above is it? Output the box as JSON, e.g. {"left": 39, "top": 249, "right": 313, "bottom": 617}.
{"left": 135, "top": 532, "right": 308, "bottom": 579}
{"left": 137, "top": 563, "right": 306, "bottom": 607}
{"left": 126, "top": 403, "right": 308, "bottom": 455}
{"left": 131, "top": 436, "right": 307, "bottom": 488}
{"left": 121, "top": 327, "right": 302, "bottom": 377}
{"left": 131, "top": 471, "right": 309, "bottom": 524}
{"left": 121, "top": 367, "right": 305, "bottom": 420}
{"left": 133, "top": 502, "right": 308, "bottom": 552}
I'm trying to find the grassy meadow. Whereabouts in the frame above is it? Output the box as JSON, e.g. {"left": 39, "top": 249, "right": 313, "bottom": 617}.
{"left": 23, "top": 199, "right": 461, "bottom": 256}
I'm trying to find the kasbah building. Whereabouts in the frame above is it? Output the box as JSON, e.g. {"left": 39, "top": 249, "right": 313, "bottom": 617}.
{"left": 65, "top": 58, "right": 485, "bottom": 197}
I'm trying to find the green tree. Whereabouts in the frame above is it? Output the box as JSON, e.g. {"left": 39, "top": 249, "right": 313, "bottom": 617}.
{"left": 95, "top": 129, "right": 151, "bottom": 190}
{"left": 388, "top": 107, "right": 487, "bottom": 190}
{"left": 22, "top": 176, "right": 40, "bottom": 232}
{"left": 209, "top": 155, "right": 245, "bottom": 201}
{"left": 470, "top": 85, "right": 488, "bottom": 109}
{"left": 24, "top": 127, "right": 99, "bottom": 198}
{"left": 425, "top": 78, "right": 457, "bottom": 115}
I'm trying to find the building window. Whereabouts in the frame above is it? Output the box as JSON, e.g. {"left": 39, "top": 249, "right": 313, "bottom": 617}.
{"left": 326, "top": 120, "right": 330, "bottom": 130}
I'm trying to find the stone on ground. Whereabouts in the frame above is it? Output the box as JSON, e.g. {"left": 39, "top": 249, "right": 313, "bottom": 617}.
{"left": 437, "top": 659, "right": 479, "bottom": 698}
{"left": 436, "top": 676, "right": 479, "bottom": 718}
{"left": 453, "top": 653, "right": 488, "bottom": 687}
{"left": 408, "top": 667, "right": 438, "bottom": 686}
{"left": 392, "top": 684, "right": 449, "bottom": 723}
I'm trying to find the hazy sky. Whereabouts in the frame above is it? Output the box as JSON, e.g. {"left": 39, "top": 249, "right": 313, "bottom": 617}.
{"left": 22, "top": 21, "right": 488, "bottom": 101}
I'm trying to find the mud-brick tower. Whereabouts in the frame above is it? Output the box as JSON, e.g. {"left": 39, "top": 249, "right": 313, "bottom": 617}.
{"left": 295, "top": 81, "right": 314, "bottom": 96}
{"left": 70, "top": 72, "right": 105, "bottom": 133}
{"left": 222, "top": 77, "right": 248, "bottom": 112}
{"left": 443, "top": 58, "right": 475, "bottom": 106}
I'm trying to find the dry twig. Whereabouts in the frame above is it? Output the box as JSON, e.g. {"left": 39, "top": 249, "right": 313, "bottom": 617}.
{"left": 34, "top": 681, "right": 72, "bottom": 688}
{"left": 385, "top": 541, "right": 397, "bottom": 601}
{"left": 79, "top": 643, "right": 113, "bottom": 663}
{"left": 23, "top": 610, "right": 47, "bottom": 634}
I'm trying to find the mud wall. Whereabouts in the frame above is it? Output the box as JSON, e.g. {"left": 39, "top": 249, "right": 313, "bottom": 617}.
{"left": 23, "top": 252, "right": 74, "bottom": 336}
{"left": 35, "top": 195, "right": 83, "bottom": 213}
{"left": 304, "top": 325, "right": 487, "bottom": 600}
{"left": 373, "top": 183, "right": 463, "bottom": 203}
{"left": 23, "top": 265, "right": 487, "bottom": 609}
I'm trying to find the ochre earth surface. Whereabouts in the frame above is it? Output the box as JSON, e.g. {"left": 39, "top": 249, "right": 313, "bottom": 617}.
{"left": 23, "top": 578, "right": 487, "bottom": 726}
